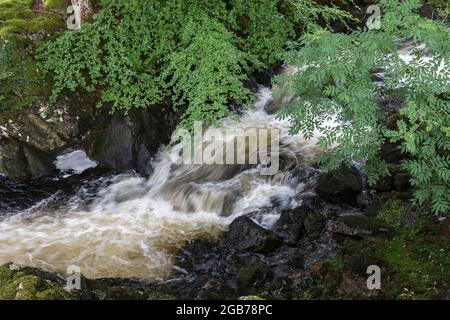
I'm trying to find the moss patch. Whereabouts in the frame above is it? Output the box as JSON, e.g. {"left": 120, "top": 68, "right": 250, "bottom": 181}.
{"left": 0, "top": 0, "right": 65, "bottom": 39}
{"left": 376, "top": 199, "right": 406, "bottom": 227}
{"left": 0, "top": 263, "right": 179, "bottom": 300}
{"left": 299, "top": 200, "right": 450, "bottom": 300}
{"left": 0, "top": 0, "right": 66, "bottom": 110}
{"left": 44, "top": 0, "right": 70, "bottom": 10}
{"left": 378, "top": 237, "right": 450, "bottom": 299}
{"left": 0, "top": 263, "right": 73, "bottom": 300}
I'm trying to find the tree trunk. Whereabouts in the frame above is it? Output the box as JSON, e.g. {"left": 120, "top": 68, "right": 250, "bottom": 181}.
{"left": 71, "top": 0, "right": 93, "bottom": 25}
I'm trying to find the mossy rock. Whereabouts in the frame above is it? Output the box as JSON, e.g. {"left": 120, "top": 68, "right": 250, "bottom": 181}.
{"left": 96, "top": 285, "right": 147, "bottom": 300}
{"left": 0, "top": 38, "right": 52, "bottom": 111}
{"left": 376, "top": 199, "right": 406, "bottom": 226}
{"left": 0, "top": 263, "right": 178, "bottom": 300}
{"left": 0, "top": 0, "right": 66, "bottom": 110}
{"left": 299, "top": 196, "right": 450, "bottom": 300}
{"left": 0, "top": 0, "right": 65, "bottom": 40}
{"left": 44, "top": 0, "right": 70, "bottom": 10}
{"left": 0, "top": 263, "right": 73, "bottom": 300}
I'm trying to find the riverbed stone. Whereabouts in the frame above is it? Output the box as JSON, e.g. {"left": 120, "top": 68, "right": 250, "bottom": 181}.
{"left": 227, "top": 216, "right": 282, "bottom": 253}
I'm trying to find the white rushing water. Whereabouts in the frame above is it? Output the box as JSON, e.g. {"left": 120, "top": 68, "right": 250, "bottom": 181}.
{"left": 55, "top": 150, "right": 98, "bottom": 177}
{"left": 0, "top": 86, "right": 331, "bottom": 281}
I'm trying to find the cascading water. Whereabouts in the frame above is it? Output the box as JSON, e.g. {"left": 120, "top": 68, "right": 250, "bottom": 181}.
{"left": 0, "top": 86, "right": 330, "bottom": 281}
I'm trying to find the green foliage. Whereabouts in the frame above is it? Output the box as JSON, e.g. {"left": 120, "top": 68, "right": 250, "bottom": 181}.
{"left": 162, "top": 11, "right": 252, "bottom": 129}
{"left": 38, "top": 0, "right": 351, "bottom": 129}
{"left": 278, "top": 0, "right": 449, "bottom": 213}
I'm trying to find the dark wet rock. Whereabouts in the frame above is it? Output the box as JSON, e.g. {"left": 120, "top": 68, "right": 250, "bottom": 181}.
{"left": 0, "top": 167, "right": 113, "bottom": 216}
{"left": 331, "top": 214, "right": 389, "bottom": 238}
{"left": 294, "top": 192, "right": 319, "bottom": 210}
{"left": 273, "top": 206, "right": 307, "bottom": 245}
{"left": 373, "top": 163, "right": 412, "bottom": 193}
{"left": 237, "top": 264, "right": 272, "bottom": 295}
{"left": 245, "top": 75, "right": 261, "bottom": 94}
{"left": 304, "top": 210, "right": 327, "bottom": 239}
{"left": 227, "top": 216, "right": 282, "bottom": 253}
{"left": 170, "top": 236, "right": 308, "bottom": 299}
{"left": 0, "top": 139, "right": 53, "bottom": 181}
{"left": 273, "top": 193, "right": 322, "bottom": 245}
{"left": 0, "top": 96, "right": 178, "bottom": 181}
{"left": 169, "top": 199, "right": 332, "bottom": 299}
{"left": 86, "top": 105, "right": 178, "bottom": 174}
{"left": 373, "top": 173, "right": 393, "bottom": 192}
{"left": 316, "top": 166, "right": 363, "bottom": 205}
{"left": 0, "top": 139, "right": 37, "bottom": 180}
{"left": 88, "top": 114, "right": 135, "bottom": 170}
{"left": 265, "top": 246, "right": 305, "bottom": 281}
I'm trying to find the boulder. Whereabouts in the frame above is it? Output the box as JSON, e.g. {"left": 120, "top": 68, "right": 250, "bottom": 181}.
{"left": 86, "top": 105, "right": 178, "bottom": 175}
{"left": 0, "top": 99, "right": 81, "bottom": 180}
{"left": 86, "top": 114, "right": 135, "bottom": 170}
{"left": 316, "top": 166, "right": 363, "bottom": 205}
{"left": 273, "top": 193, "right": 320, "bottom": 245}
{"left": 227, "top": 216, "right": 282, "bottom": 253}
{"left": 274, "top": 207, "right": 306, "bottom": 245}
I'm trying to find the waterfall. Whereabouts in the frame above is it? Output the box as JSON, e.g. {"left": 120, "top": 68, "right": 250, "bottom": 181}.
{"left": 0, "top": 86, "right": 332, "bottom": 281}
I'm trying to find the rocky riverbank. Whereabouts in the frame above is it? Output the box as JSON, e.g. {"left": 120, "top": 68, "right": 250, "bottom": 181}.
{"left": 158, "top": 168, "right": 450, "bottom": 300}
{"left": 1, "top": 165, "right": 449, "bottom": 300}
